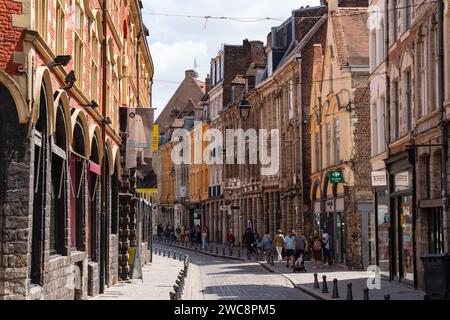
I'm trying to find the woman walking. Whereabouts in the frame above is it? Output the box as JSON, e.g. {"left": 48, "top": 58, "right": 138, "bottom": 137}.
{"left": 274, "top": 230, "right": 285, "bottom": 263}
{"left": 311, "top": 230, "right": 323, "bottom": 269}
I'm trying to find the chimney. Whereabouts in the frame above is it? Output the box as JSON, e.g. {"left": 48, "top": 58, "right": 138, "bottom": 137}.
{"left": 328, "top": 0, "right": 338, "bottom": 12}
{"left": 185, "top": 69, "right": 198, "bottom": 79}
{"left": 205, "top": 74, "right": 210, "bottom": 94}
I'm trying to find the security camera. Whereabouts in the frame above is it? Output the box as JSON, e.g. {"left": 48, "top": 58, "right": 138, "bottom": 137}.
{"left": 295, "top": 52, "right": 302, "bottom": 62}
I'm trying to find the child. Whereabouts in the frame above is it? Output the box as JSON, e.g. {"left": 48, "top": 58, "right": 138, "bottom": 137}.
{"left": 293, "top": 251, "right": 306, "bottom": 273}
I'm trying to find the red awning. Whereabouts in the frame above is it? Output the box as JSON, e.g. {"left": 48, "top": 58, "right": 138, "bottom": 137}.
{"left": 89, "top": 160, "right": 102, "bottom": 175}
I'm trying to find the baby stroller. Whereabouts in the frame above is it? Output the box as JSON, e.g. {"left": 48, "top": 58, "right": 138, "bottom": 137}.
{"left": 293, "top": 251, "right": 307, "bottom": 273}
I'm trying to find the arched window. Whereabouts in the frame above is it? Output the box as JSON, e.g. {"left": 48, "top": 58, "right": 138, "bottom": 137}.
{"left": 31, "top": 85, "right": 49, "bottom": 285}
{"left": 88, "top": 134, "right": 101, "bottom": 261}
{"left": 71, "top": 118, "right": 87, "bottom": 251}
{"left": 50, "top": 102, "right": 69, "bottom": 255}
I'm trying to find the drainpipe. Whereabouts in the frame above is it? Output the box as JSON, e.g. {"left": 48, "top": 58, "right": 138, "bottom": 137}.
{"left": 100, "top": 0, "right": 108, "bottom": 293}
{"left": 136, "top": 31, "right": 142, "bottom": 108}
{"left": 437, "top": 0, "right": 449, "bottom": 253}
{"left": 296, "top": 52, "right": 305, "bottom": 234}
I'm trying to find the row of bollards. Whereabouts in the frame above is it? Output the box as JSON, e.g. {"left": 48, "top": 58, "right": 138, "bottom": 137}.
{"left": 312, "top": 273, "right": 390, "bottom": 300}
{"left": 170, "top": 255, "right": 190, "bottom": 300}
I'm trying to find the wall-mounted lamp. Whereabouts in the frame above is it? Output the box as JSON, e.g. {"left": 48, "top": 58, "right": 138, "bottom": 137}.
{"left": 82, "top": 100, "right": 99, "bottom": 109}
{"left": 44, "top": 55, "right": 72, "bottom": 68}
{"left": 62, "top": 70, "right": 76, "bottom": 90}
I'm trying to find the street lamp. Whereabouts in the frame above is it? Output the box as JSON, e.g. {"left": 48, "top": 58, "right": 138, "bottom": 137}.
{"left": 239, "top": 96, "right": 251, "bottom": 121}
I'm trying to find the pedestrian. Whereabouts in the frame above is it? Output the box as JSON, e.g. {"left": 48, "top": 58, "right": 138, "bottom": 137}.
{"left": 311, "top": 230, "right": 323, "bottom": 269}
{"left": 201, "top": 227, "right": 208, "bottom": 250}
{"left": 293, "top": 230, "right": 308, "bottom": 269}
{"left": 243, "top": 228, "right": 256, "bottom": 258}
{"left": 284, "top": 230, "right": 296, "bottom": 268}
{"left": 226, "top": 229, "right": 236, "bottom": 256}
{"left": 261, "top": 231, "right": 273, "bottom": 254}
{"left": 322, "top": 229, "right": 331, "bottom": 267}
{"left": 176, "top": 225, "right": 181, "bottom": 241}
{"left": 274, "top": 230, "right": 284, "bottom": 262}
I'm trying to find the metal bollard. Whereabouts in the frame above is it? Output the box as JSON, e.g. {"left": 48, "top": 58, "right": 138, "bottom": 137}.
{"left": 173, "top": 285, "right": 181, "bottom": 300}
{"left": 346, "top": 283, "right": 353, "bottom": 300}
{"left": 314, "top": 273, "right": 320, "bottom": 289}
{"left": 210, "top": 245, "right": 213, "bottom": 253}
{"left": 163, "top": 249, "right": 166, "bottom": 257}
{"left": 155, "top": 247, "right": 158, "bottom": 254}
{"left": 168, "top": 250, "right": 171, "bottom": 258}
{"left": 237, "top": 248, "right": 241, "bottom": 258}
{"left": 332, "top": 279, "right": 339, "bottom": 299}
{"left": 363, "top": 288, "right": 369, "bottom": 300}
{"left": 384, "top": 294, "right": 390, "bottom": 300}
{"left": 322, "top": 276, "right": 329, "bottom": 294}
{"left": 173, "top": 252, "right": 177, "bottom": 260}
{"left": 169, "top": 291, "right": 177, "bottom": 300}
{"left": 179, "top": 253, "right": 182, "bottom": 261}
{"left": 159, "top": 248, "right": 161, "bottom": 255}
{"left": 222, "top": 247, "right": 226, "bottom": 256}
{"left": 216, "top": 247, "right": 219, "bottom": 255}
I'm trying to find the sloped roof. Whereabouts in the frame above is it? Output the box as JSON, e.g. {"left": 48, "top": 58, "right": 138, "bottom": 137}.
{"left": 331, "top": 8, "right": 369, "bottom": 67}
{"left": 155, "top": 76, "right": 205, "bottom": 130}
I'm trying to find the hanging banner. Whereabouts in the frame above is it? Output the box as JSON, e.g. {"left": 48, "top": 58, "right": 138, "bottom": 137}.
{"left": 152, "top": 125, "right": 159, "bottom": 152}
{"left": 126, "top": 107, "right": 154, "bottom": 169}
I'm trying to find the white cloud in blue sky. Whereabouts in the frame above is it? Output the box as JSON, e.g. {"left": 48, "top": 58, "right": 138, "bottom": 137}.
{"left": 141, "top": 0, "right": 321, "bottom": 117}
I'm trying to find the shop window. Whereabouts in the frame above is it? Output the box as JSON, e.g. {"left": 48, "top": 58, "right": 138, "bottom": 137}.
{"left": 111, "top": 168, "right": 119, "bottom": 234}
{"left": 88, "top": 137, "right": 101, "bottom": 261}
{"left": 50, "top": 105, "right": 68, "bottom": 255}
{"left": 376, "top": 190, "right": 390, "bottom": 277}
{"left": 71, "top": 122, "right": 86, "bottom": 251}
{"left": 31, "top": 86, "right": 48, "bottom": 285}
{"left": 427, "top": 208, "right": 444, "bottom": 254}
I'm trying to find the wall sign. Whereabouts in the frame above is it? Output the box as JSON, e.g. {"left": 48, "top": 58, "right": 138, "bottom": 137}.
{"left": 371, "top": 171, "right": 387, "bottom": 187}
{"left": 329, "top": 169, "right": 344, "bottom": 184}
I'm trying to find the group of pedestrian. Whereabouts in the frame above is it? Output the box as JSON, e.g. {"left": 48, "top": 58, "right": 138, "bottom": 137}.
{"left": 274, "top": 229, "right": 332, "bottom": 269}
{"left": 157, "top": 224, "right": 210, "bottom": 250}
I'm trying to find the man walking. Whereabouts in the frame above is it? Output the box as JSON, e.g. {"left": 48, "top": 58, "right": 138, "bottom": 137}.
{"left": 294, "top": 230, "right": 309, "bottom": 268}
{"left": 243, "top": 228, "right": 256, "bottom": 259}
{"left": 226, "top": 229, "right": 236, "bottom": 256}
{"left": 274, "top": 230, "right": 284, "bottom": 262}
{"left": 284, "top": 230, "right": 296, "bottom": 268}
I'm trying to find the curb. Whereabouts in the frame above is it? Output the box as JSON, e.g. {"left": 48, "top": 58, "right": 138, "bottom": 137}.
{"left": 257, "top": 261, "right": 328, "bottom": 300}
{"left": 154, "top": 241, "right": 247, "bottom": 262}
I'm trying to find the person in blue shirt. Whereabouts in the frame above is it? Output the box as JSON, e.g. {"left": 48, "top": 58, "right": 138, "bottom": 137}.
{"left": 284, "top": 230, "right": 296, "bottom": 268}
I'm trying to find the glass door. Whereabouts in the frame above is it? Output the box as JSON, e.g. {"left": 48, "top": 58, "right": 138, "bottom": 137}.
{"left": 335, "top": 213, "right": 346, "bottom": 264}
{"left": 399, "top": 196, "right": 414, "bottom": 282}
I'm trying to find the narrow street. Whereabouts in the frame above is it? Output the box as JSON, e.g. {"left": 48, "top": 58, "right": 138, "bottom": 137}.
{"left": 94, "top": 243, "right": 315, "bottom": 300}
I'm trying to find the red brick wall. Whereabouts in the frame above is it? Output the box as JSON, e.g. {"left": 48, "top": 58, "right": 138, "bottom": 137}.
{"left": 0, "top": 0, "right": 23, "bottom": 74}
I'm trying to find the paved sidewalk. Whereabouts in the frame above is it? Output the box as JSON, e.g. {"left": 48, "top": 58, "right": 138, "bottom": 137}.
{"left": 90, "top": 254, "right": 185, "bottom": 300}
{"left": 259, "top": 260, "right": 425, "bottom": 300}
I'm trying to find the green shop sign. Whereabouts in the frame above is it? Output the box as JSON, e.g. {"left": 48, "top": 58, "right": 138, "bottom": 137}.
{"left": 329, "top": 170, "right": 344, "bottom": 184}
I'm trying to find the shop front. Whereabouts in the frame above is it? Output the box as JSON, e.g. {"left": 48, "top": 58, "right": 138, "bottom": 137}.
{"left": 386, "top": 151, "right": 416, "bottom": 287}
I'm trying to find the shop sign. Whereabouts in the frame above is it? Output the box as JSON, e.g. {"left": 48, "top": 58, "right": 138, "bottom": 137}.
{"left": 394, "top": 171, "right": 412, "bottom": 192}
{"left": 329, "top": 170, "right": 344, "bottom": 184}
{"left": 372, "top": 171, "right": 387, "bottom": 187}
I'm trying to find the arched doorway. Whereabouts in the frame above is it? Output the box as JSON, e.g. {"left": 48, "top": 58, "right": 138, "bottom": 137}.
{"left": 70, "top": 112, "right": 88, "bottom": 252}
{"left": 50, "top": 97, "right": 70, "bottom": 256}
{"left": 0, "top": 81, "right": 29, "bottom": 294}
{"left": 31, "top": 83, "right": 50, "bottom": 285}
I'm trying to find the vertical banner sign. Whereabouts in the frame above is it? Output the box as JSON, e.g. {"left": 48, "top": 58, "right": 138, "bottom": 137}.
{"left": 126, "top": 107, "right": 154, "bottom": 169}
{"left": 152, "top": 125, "right": 159, "bottom": 152}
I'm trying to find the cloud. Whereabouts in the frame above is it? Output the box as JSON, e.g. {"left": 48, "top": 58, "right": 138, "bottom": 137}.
{"left": 141, "top": 0, "right": 321, "bottom": 117}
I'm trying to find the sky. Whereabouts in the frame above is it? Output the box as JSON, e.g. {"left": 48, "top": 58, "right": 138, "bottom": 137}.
{"left": 141, "top": 0, "right": 321, "bottom": 118}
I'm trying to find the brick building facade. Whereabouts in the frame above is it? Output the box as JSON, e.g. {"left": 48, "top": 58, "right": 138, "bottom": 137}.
{"left": 0, "top": 0, "right": 153, "bottom": 299}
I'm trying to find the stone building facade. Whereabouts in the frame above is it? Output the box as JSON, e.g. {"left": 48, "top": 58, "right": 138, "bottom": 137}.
{"left": 369, "top": 0, "right": 450, "bottom": 290}
{"left": 0, "top": 0, "right": 153, "bottom": 299}
{"left": 309, "top": 2, "right": 371, "bottom": 269}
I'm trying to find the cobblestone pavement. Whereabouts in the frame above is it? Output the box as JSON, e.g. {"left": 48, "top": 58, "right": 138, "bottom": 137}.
{"left": 90, "top": 253, "right": 184, "bottom": 300}
{"left": 156, "top": 243, "right": 315, "bottom": 300}
{"left": 156, "top": 240, "right": 425, "bottom": 300}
